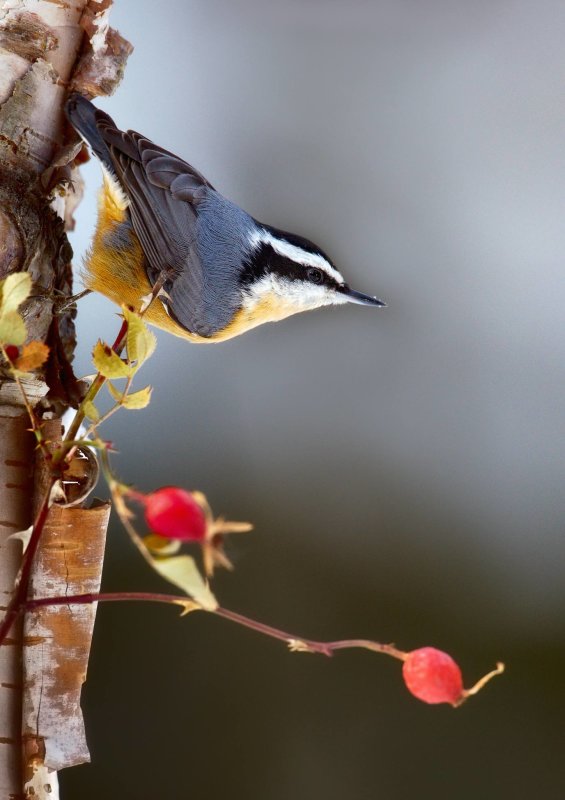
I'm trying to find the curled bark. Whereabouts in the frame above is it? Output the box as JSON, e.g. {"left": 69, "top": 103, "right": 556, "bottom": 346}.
{"left": 23, "top": 493, "right": 111, "bottom": 777}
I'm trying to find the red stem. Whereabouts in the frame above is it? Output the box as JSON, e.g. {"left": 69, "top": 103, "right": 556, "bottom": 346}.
{"left": 0, "top": 481, "right": 55, "bottom": 646}
{"left": 55, "top": 315, "right": 129, "bottom": 463}
{"left": 23, "top": 592, "right": 407, "bottom": 661}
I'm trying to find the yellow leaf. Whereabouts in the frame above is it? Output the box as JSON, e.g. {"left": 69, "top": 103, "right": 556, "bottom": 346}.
{"left": 106, "top": 381, "right": 121, "bottom": 402}
{"left": 83, "top": 400, "right": 99, "bottom": 421}
{"left": 0, "top": 273, "right": 31, "bottom": 314}
{"left": 92, "top": 340, "right": 132, "bottom": 379}
{"left": 148, "top": 552, "right": 218, "bottom": 611}
{"left": 0, "top": 311, "right": 27, "bottom": 345}
{"left": 123, "top": 306, "right": 156, "bottom": 367}
{"left": 14, "top": 341, "right": 49, "bottom": 372}
{"left": 121, "top": 385, "right": 152, "bottom": 409}
{"left": 108, "top": 381, "right": 152, "bottom": 409}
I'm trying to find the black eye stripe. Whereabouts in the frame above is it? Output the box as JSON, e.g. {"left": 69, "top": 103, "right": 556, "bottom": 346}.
{"left": 240, "top": 242, "right": 338, "bottom": 288}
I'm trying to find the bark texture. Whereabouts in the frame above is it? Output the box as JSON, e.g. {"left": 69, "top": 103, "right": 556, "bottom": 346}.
{"left": 23, "top": 503, "right": 111, "bottom": 775}
{"left": 0, "top": 1, "right": 131, "bottom": 797}
{"left": 0, "top": 414, "right": 34, "bottom": 799}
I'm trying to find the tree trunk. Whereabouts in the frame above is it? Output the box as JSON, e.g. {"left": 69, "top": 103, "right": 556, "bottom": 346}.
{"left": 0, "top": 2, "right": 131, "bottom": 796}
{"left": 0, "top": 414, "right": 34, "bottom": 798}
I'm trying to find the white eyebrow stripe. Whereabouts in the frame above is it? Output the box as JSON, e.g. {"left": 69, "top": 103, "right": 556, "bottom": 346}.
{"left": 248, "top": 229, "right": 344, "bottom": 284}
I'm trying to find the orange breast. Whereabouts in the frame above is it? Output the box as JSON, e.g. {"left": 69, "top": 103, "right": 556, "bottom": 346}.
{"left": 84, "top": 180, "right": 294, "bottom": 343}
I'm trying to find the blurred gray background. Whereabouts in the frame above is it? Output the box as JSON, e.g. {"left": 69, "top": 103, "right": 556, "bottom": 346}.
{"left": 63, "top": 1, "right": 565, "bottom": 797}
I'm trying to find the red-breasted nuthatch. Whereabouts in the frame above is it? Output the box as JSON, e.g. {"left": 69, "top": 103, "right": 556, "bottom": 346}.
{"left": 66, "top": 94, "right": 385, "bottom": 343}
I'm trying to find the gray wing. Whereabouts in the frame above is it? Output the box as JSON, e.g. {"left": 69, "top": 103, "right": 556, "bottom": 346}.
{"left": 97, "top": 117, "right": 215, "bottom": 334}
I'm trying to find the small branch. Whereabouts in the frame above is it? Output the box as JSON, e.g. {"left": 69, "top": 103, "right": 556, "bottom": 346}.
{"left": 24, "top": 592, "right": 408, "bottom": 662}
{"left": 98, "top": 447, "right": 162, "bottom": 573}
{"left": 26, "top": 592, "right": 187, "bottom": 611}
{"left": 61, "top": 286, "right": 160, "bottom": 459}
{"left": 81, "top": 374, "right": 132, "bottom": 440}
{"left": 58, "top": 317, "right": 129, "bottom": 458}
{"left": 213, "top": 608, "right": 407, "bottom": 660}
{"left": 0, "top": 348, "right": 53, "bottom": 465}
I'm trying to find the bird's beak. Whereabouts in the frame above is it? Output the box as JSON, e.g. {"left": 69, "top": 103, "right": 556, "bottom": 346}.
{"left": 338, "top": 285, "right": 386, "bottom": 307}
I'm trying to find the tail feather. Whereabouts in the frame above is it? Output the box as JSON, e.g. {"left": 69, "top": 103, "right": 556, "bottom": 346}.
{"left": 65, "top": 93, "right": 116, "bottom": 171}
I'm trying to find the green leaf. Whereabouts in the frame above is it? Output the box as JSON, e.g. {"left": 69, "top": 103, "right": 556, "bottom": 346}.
{"left": 123, "top": 307, "right": 156, "bottom": 367}
{"left": 148, "top": 552, "right": 218, "bottom": 611}
{"left": 0, "top": 311, "right": 27, "bottom": 345}
{"left": 0, "top": 273, "right": 31, "bottom": 314}
{"left": 83, "top": 400, "right": 99, "bottom": 422}
{"left": 92, "top": 340, "right": 132, "bottom": 379}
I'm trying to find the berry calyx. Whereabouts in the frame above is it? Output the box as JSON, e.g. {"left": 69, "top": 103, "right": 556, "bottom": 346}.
{"left": 142, "top": 487, "right": 207, "bottom": 542}
{"left": 402, "top": 647, "right": 464, "bottom": 706}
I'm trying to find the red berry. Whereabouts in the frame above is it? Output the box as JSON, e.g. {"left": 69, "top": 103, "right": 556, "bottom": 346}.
{"left": 5, "top": 345, "right": 19, "bottom": 362}
{"left": 143, "top": 487, "right": 207, "bottom": 542}
{"left": 402, "top": 647, "right": 464, "bottom": 706}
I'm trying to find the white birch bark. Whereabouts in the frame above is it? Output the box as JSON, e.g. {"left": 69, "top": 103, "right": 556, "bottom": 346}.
{"left": 0, "top": 2, "right": 131, "bottom": 796}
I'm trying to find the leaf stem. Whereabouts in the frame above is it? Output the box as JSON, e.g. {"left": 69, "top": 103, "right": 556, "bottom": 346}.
{"left": 81, "top": 374, "right": 133, "bottom": 441}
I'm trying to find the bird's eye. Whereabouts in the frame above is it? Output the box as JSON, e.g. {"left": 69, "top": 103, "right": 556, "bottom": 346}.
{"left": 307, "top": 268, "right": 324, "bottom": 284}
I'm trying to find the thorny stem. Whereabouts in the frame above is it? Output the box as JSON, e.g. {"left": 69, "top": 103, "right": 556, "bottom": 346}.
{"left": 214, "top": 606, "right": 408, "bottom": 660}
{"left": 0, "top": 299, "right": 150, "bottom": 646}
{"left": 24, "top": 591, "right": 408, "bottom": 661}
{"left": 23, "top": 592, "right": 505, "bottom": 701}
{"left": 0, "top": 312, "right": 132, "bottom": 647}
{"left": 57, "top": 316, "right": 129, "bottom": 461}
{"left": 81, "top": 375, "right": 133, "bottom": 441}
{"left": 60, "top": 283, "right": 163, "bottom": 461}
{"left": 99, "top": 446, "right": 161, "bottom": 572}
{"left": 1, "top": 346, "right": 52, "bottom": 462}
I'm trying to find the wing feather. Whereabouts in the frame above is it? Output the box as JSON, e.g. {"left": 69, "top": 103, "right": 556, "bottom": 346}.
{"left": 96, "top": 118, "right": 215, "bottom": 333}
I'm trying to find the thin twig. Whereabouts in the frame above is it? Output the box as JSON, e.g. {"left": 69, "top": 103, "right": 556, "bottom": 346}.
{"left": 58, "top": 317, "right": 129, "bottom": 461}
{"left": 1, "top": 346, "right": 52, "bottom": 463}
{"left": 60, "top": 285, "right": 162, "bottom": 460}
{"left": 81, "top": 375, "right": 133, "bottom": 440}
{"left": 23, "top": 591, "right": 408, "bottom": 662}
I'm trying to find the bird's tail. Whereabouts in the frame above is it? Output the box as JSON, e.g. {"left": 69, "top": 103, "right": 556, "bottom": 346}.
{"left": 65, "top": 93, "right": 116, "bottom": 172}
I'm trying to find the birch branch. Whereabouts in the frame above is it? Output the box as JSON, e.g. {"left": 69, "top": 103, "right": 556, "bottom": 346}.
{"left": 0, "top": 1, "right": 131, "bottom": 797}
{"left": 0, "top": 414, "right": 34, "bottom": 800}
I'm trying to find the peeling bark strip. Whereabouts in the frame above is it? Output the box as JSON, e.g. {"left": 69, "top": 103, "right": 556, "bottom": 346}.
{"left": 23, "top": 501, "right": 111, "bottom": 775}
{"left": 0, "top": 11, "right": 58, "bottom": 63}
{"left": 21, "top": 420, "right": 110, "bottom": 791}
{"left": 0, "top": 0, "right": 131, "bottom": 797}
{"left": 0, "top": 414, "right": 34, "bottom": 799}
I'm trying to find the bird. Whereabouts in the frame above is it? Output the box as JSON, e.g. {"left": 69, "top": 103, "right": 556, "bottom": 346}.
{"left": 66, "top": 94, "right": 385, "bottom": 343}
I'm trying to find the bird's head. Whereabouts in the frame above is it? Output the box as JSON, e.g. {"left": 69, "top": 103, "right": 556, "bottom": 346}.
{"left": 239, "top": 225, "right": 385, "bottom": 325}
